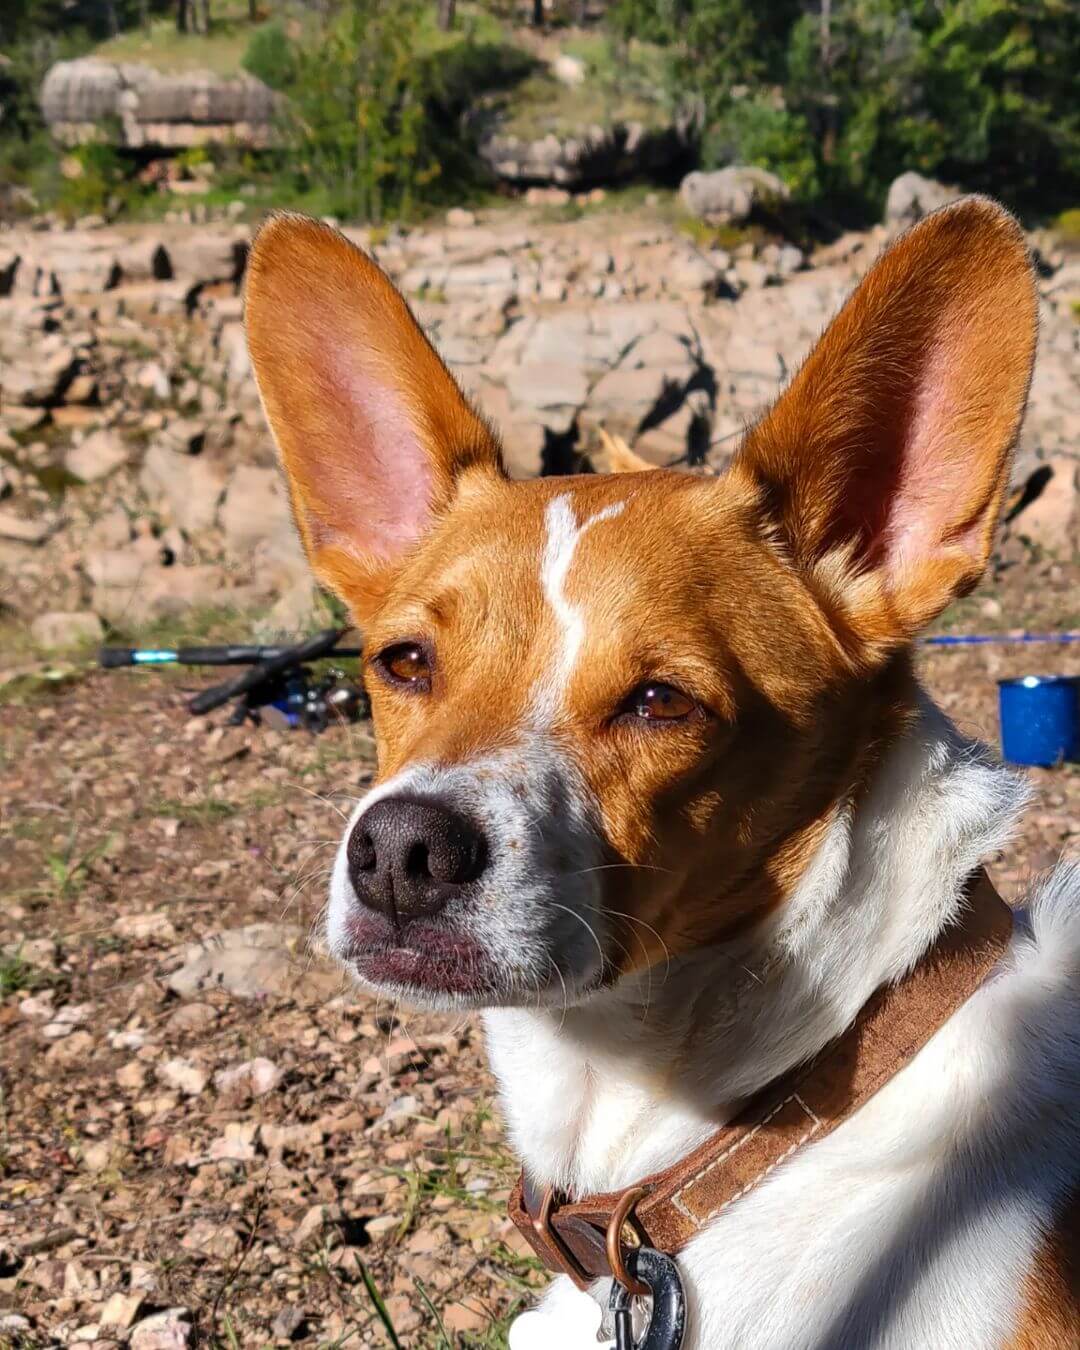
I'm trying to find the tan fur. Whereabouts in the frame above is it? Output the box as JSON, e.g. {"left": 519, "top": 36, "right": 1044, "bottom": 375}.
{"left": 733, "top": 197, "right": 1037, "bottom": 658}
{"left": 597, "top": 428, "right": 654, "bottom": 475}
{"left": 1007, "top": 1192, "right": 1080, "bottom": 1348}
{"left": 245, "top": 199, "right": 1036, "bottom": 978}
{"left": 242, "top": 200, "right": 1078, "bottom": 1342}
{"left": 244, "top": 211, "right": 504, "bottom": 612}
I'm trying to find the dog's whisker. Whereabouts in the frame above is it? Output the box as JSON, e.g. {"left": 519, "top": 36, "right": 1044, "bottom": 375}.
{"left": 546, "top": 900, "right": 607, "bottom": 978}
{"left": 282, "top": 779, "right": 351, "bottom": 821}
{"left": 565, "top": 861, "right": 679, "bottom": 878}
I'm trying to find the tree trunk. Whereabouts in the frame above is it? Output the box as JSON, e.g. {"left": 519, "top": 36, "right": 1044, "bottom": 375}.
{"left": 437, "top": 0, "right": 456, "bottom": 31}
{"left": 249, "top": 0, "right": 258, "bottom": 18}
{"left": 176, "top": 0, "right": 188, "bottom": 34}
{"left": 531, "top": 0, "right": 543, "bottom": 27}
{"left": 819, "top": 0, "right": 835, "bottom": 164}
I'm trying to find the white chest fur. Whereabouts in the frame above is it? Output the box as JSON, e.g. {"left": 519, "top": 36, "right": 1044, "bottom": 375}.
{"left": 493, "top": 705, "right": 1080, "bottom": 1348}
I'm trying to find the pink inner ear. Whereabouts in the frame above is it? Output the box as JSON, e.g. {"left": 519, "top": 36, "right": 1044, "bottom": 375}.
{"left": 310, "top": 351, "right": 435, "bottom": 563}
{"left": 881, "top": 337, "right": 981, "bottom": 579}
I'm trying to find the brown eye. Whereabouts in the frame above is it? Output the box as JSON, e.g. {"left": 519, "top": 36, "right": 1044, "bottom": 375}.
{"left": 626, "top": 682, "right": 697, "bottom": 723}
{"left": 377, "top": 642, "right": 432, "bottom": 690}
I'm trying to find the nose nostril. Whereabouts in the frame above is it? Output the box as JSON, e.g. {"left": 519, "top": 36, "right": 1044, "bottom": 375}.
{"left": 353, "top": 832, "right": 377, "bottom": 872}
{"left": 458, "top": 834, "right": 487, "bottom": 885}
{"left": 347, "top": 796, "right": 489, "bottom": 922}
{"left": 405, "top": 841, "right": 431, "bottom": 879}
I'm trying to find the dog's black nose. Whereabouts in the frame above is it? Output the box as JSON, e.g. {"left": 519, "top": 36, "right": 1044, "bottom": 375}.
{"left": 346, "top": 796, "right": 487, "bottom": 924}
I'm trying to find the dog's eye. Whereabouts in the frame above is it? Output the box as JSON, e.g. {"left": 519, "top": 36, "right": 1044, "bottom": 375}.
{"left": 376, "top": 642, "right": 432, "bottom": 691}
{"left": 625, "top": 682, "right": 697, "bottom": 723}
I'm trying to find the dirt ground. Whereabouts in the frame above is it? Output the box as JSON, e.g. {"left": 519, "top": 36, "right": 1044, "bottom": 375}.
{"left": 1, "top": 558, "right": 1078, "bottom": 1349}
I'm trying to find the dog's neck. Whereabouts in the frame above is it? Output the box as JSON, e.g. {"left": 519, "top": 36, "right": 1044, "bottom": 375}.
{"left": 483, "top": 696, "right": 1027, "bottom": 1198}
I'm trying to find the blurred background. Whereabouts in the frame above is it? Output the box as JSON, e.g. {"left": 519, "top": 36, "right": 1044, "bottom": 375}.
{"left": 0, "top": 3, "right": 1077, "bottom": 1348}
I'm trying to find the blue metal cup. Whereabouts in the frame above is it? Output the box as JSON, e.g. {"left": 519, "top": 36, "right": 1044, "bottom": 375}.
{"left": 998, "top": 675, "right": 1080, "bottom": 767}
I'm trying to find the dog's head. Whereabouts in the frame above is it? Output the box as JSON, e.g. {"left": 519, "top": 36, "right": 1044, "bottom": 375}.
{"left": 246, "top": 201, "right": 1035, "bottom": 1011}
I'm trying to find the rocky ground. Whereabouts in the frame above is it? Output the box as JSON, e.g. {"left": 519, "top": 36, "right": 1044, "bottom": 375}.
{"left": 2, "top": 600, "right": 1078, "bottom": 1349}
{"left": 1, "top": 197, "right": 1077, "bottom": 646}
{"left": 0, "top": 199, "right": 1078, "bottom": 1348}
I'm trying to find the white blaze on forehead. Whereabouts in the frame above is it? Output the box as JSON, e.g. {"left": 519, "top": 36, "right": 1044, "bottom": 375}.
{"left": 537, "top": 494, "right": 625, "bottom": 715}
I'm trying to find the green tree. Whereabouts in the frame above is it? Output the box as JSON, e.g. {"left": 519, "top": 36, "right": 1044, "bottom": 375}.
{"left": 613, "top": 0, "right": 1080, "bottom": 216}
{"left": 923, "top": 0, "right": 1080, "bottom": 203}
{"left": 247, "top": 0, "right": 443, "bottom": 222}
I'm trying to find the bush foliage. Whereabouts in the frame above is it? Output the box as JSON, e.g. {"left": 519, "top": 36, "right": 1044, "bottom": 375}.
{"left": 2, "top": 0, "right": 1078, "bottom": 224}
{"left": 613, "top": 0, "right": 1080, "bottom": 216}
{"left": 241, "top": 1, "right": 530, "bottom": 221}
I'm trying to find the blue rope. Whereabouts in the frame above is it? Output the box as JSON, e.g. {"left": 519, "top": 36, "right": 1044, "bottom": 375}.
{"left": 923, "top": 633, "right": 1080, "bottom": 647}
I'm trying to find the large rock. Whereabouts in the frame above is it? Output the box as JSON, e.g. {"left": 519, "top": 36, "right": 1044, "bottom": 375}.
{"left": 884, "top": 172, "right": 962, "bottom": 227}
{"left": 115, "top": 236, "right": 172, "bottom": 283}
{"left": 84, "top": 548, "right": 231, "bottom": 626}
{"left": 130, "top": 1308, "right": 193, "bottom": 1350}
{"left": 167, "top": 924, "right": 341, "bottom": 1001}
{"left": 0, "top": 509, "right": 52, "bottom": 545}
{"left": 168, "top": 233, "right": 247, "bottom": 288}
{"left": 218, "top": 320, "right": 252, "bottom": 384}
{"left": 481, "top": 121, "right": 690, "bottom": 189}
{"left": 64, "top": 429, "right": 129, "bottom": 482}
{"left": 2, "top": 345, "right": 80, "bottom": 405}
{"left": 219, "top": 464, "right": 291, "bottom": 555}
{"left": 30, "top": 610, "right": 105, "bottom": 651}
{"left": 140, "top": 442, "right": 227, "bottom": 535}
{"left": 1012, "top": 456, "right": 1079, "bottom": 557}
{"left": 679, "top": 166, "right": 789, "bottom": 223}
{"left": 505, "top": 361, "right": 588, "bottom": 433}
{"left": 41, "top": 59, "right": 278, "bottom": 150}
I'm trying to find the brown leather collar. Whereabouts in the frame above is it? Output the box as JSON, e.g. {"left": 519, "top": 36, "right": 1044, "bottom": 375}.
{"left": 509, "top": 869, "right": 1013, "bottom": 1291}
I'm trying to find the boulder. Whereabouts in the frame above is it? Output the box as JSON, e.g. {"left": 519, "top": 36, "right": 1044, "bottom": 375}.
{"left": 36, "top": 239, "right": 121, "bottom": 295}
{"left": 506, "top": 361, "right": 588, "bottom": 433}
{"left": 115, "top": 237, "right": 172, "bottom": 283}
{"left": 218, "top": 320, "right": 251, "bottom": 385}
{"left": 134, "top": 360, "right": 171, "bottom": 401}
{"left": 140, "top": 442, "right": 227, "bottom": 535}
{"left": 481, "top": 121, "right": 690, "bottom": 189}
{"left": 167, "top": 924, "right": 340, "bottom": 1001}
{"left": 41, "top": 58, "right": 277, "bottom": 150}
{"left": 0, "top": 509, "right": 52, "bottom": 545}
{"left": 219, "top": 464, "right": 291, "bottom": 555}
{"left": 64, "top": 428, "right": 129, "bottom": 482}
{"left": 552, "top": 54, "right": 587, "bottom": 87}
{"left": 2, "top": 346, "right": 79, "bottom": 405}
{"left": 130, "top": 1307, "right": 193, "bottom": 1350}
{"left": 1012, "top": 456, "right": 1079, "bottom": 557}
{"left": 31, "top": 610, "right": 105, "bottom": 651}
{"left": 84, "top": 548, "right": 231, "bottom": 626}
{"left": 679, "top": 166, "right": 789, "bottom": 223}
{"left": 667, "top": 249, "right": 719, "bottom": 293}
{"left": 884, "top": 172, "right": 962, "bottom": 227}
{"left": 168, "top": 233, "right": 247, "bottom": 288}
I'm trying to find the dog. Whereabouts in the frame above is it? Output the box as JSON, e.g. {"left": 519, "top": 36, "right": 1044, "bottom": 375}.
{"left": 244, "top": 197, "right": 1080, "bottom": 1349}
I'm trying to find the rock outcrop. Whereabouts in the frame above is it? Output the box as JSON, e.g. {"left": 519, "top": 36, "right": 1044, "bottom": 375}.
{"left": 884, "top": 171, "right": 962, "bottom": 227}
{"left": 41, "top": 59, "right": 278, "bottom": 150}
{"left": 479, "top": 120, "right": 690, "bottom": 188}
{"left": 679, "top": 166, "right": 790, "bottom": 223}
{"left": 1, "top": 203, "right": 1076, "bottom": 643}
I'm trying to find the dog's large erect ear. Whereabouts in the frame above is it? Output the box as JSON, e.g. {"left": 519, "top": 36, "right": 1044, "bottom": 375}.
{"left": 245, "top": 214, "right": 503, "bottom": 609}
{"left": 733, "top": 197, "right": 1036, "bottom": 649}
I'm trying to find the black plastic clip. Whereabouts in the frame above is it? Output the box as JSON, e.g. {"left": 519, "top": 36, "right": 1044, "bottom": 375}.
{"left": 608, "top": 1246, "right": 686, "bottom": 1350}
